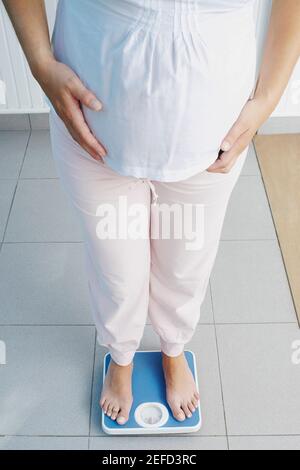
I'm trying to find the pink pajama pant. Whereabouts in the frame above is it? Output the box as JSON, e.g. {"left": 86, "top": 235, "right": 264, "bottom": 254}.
{"left": 49, "top": 108, "right": 248, "bottom": 366}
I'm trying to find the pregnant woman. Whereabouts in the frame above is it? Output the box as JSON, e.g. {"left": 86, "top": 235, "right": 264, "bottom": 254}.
{"left": 4, "top": 0, "right": 300, "bottom": 426}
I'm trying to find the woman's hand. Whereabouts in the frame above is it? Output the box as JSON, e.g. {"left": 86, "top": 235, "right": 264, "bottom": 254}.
{"left": 206, "top": 96, "right": 275, "bottom": 174}
{"left": 37, "top": 57, "right": 107, "bottom": 162}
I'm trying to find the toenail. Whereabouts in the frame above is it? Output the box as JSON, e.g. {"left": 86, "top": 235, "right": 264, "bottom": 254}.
{"left": 117, "top": 417, "right": 126, "bottom": 425}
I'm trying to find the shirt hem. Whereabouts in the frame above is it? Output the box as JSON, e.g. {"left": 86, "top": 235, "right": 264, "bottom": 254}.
{"left": 103, "top": 158, "right": 217, "bottom": 183}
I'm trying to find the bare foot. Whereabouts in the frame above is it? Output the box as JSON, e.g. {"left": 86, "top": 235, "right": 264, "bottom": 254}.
{"left": 100, "top": 360, "right": 133, "bottom": 425}
{"left": 162, "top": 352, "right": 200, "bottom": 422}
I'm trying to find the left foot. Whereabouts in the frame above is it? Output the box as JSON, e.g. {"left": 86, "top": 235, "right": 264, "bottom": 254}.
{"left": 162, "top": 352, "right": 200, "bottom": 422}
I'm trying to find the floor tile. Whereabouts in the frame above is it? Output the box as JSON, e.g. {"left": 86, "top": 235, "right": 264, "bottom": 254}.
{"left": 222, "top": 176, "right": 276, "bottom": 240}
{"left": 229, "top": 436, "right": 300, "bottom": 451}
{"left": 0, "top": 179, "right": 16, "bottom": 241}
{"left": 90, "top": 325, "right": 226, "bottom": 437}
{"left": 90, "top": 436, "right": 228, "bottom": 451}
{"left": 0, "top": 326, "right": 95, "bottom": 435}
{"left": 0, "top": 243, "right": 91, "bottom": 325}
{"left": 0, "top": 436, "right": 89, "bottom": 450}
{"left": 199, "top": 287, "right": 214, "bottom": 324}
{"left": 241, "top": 143, "right": 260, "bottom": 176}
{"left": 211, "top": 241, "right": 296, "bottom": 324}
{"left": 217, "top": 324, "right": 300, "bottom": 435}
{"left": 0, "top": 131, "right": 29, "bottom": 178}
{"left": 20, "top": 130, "right": 57, "bottom": 179}
{"left": 5, "top": 179, "right": 82, "bottom": 242}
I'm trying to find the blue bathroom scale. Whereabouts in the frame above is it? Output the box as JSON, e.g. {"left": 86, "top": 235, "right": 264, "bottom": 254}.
{"left": 102, "top": 350, "right": 202, "bottom": 435}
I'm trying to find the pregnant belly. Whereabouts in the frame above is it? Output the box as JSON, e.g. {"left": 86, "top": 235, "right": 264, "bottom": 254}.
{"left": 52, "top": 0, "right": 257, "bottom": 174}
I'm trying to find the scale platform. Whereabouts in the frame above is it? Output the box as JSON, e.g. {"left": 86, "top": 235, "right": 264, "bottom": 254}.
{"left": 102, "top": 350, "right": 202, "bottom": 435}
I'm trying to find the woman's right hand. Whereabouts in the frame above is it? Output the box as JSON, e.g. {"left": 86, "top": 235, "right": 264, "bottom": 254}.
{"left": 36, "top": 56, "right": 107, "bottom": 162}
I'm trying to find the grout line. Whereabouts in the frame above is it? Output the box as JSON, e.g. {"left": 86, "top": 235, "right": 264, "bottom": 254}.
{"left": 0, "top": 433, "right": 228, "bottom": 438}
{"left": 0, "top": 321, "right": 297, "bottom": 328}
{"left": 88, "top": 330, "right": 97, "bottom": 440}
{"left": 0, "top": 130, "right": 31, "bottom": 247}
{"left": 0, "top": 324, "right": 95, "bottom": 327}
{"left": 18, "top": 177, "right": 59, "bottom": 181}
{"left": 2, "top": 241, "right": 83, "bottom": 245}
{"left": 1, "top": 240, "right": 277, "bottom": 245}
{"left": 220, "top": 238, "right": 277, "bottom": 242}
{"left": 209, "top": 282, "right": 230, "bottom": 449}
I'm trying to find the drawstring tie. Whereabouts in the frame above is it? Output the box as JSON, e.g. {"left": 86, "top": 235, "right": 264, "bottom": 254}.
{"left": 130, "top": 178, "right": 159, "bottom": 206}
{"left": 145, "top": 179, "right": 159, "bottom": 206}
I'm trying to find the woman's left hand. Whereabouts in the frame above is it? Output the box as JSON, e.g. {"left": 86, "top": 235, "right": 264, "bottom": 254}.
{"left": 206, "top": 96, "right": 275, "bottom": 173}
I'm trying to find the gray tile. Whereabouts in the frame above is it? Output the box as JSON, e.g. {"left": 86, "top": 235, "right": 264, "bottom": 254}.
{"left": 211, "top": 241, "right": 296, "bottom": 324}
{"left": 217, "top": 324, "right": 300, "bottom": 435}
{"left": 0, "top": 131, "right": 29, "bottom": 178}
{"left": 0, "top": 243, "right": 92, "bottom": 325}
{"left": 21, "top": 130, "right": 57, "bottom": 179}
{"left": 29, "top": 113, "right": 50, "bottom": 130}
{"left": 0, "top": 179, "right": 16, "bottom": 241}
{"left": 242, "top": 143, "right": 260, "bottom": 176}
{"left": 0, "top": 436, "right": 89, "bottom": 450}
{"left": 0, "top": 115, "right": 30, "bottom": 131}
{"left": 5, "top": 179, "right": 82, "bottom": 242}
{"left": 222, "top": 176, "right": 276, "bottom": 240}
{"left": 199, "top": 287, "right": 214, "bottom": 324}
{"left": 90, "top": 325, "right": 226, "bottom": 437}
{"left": 0, "top": 326, "right": 95, "bottom": 435}
{"left": 229, "top": 436, "right": 300, "bottom": 451}
{"left": 90, "top": 436, "right": 228, "bottom": 451}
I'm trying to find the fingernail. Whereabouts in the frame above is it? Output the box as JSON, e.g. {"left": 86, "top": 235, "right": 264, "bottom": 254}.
{"left": 91, "top": 99, "right": 102, "bottom": 111}
{"left": 221, "top": 141, "right": 231, "bottom": 152}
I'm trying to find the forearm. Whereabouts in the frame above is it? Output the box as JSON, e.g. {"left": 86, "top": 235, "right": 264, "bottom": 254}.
{"left": 254, "top": 0, "right": 300, "bottom": 111}
{"left": 2, "top": 0, "right": 55, "bottom": 79}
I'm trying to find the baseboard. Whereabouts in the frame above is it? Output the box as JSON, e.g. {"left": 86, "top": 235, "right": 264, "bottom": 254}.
{"left": 0, "top": 112, "right": 49, "bottom": 131}
{"left": 0, "top": 113, "right": 31, "bottom": 131}
{"left": 258, "top": 116, "right": 300, "bottom": 135}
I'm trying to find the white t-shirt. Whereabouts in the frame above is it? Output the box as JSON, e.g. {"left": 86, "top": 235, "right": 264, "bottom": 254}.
{"left": 48, "top": 0, "right": 257, "bottom": 182}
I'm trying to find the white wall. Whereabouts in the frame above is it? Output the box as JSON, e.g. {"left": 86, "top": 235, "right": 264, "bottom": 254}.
{"left": 0, "top": 0, "right": 299, "bottom": 117}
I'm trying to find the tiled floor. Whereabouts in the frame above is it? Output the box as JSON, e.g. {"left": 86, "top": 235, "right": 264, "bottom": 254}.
{"left": 0, "top": 128, "right": 300, "bottom": 451}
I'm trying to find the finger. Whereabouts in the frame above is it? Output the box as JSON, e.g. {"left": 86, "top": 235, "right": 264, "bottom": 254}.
{"left": 208, "top": 132, "right": 251, "bottom": 173}
{"left": 67, "top": 75, "right": 103, "bottom": 111}
{"left": 66, "top": 102, "right": 107, "bottom": 159}
{"left": 220, "top": 115, "right": 249, "bottom": 153}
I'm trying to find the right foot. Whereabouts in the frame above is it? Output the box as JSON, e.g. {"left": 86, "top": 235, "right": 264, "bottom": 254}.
{"left": 100, "top": 360, "right": 133, "bottom": 425}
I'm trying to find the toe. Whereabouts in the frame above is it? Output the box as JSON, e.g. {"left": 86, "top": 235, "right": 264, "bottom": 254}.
{"left": 111, "top": 407, "right": 120, "bottom": 421}
{"left": 194, "top": 391, "right": 200, "bottom": 401}
{"left": 100, "top": 396, "right": 106, "bottom": 408}
{"left": 182, "top": 403, "right": 192, "bottom": 419}
{"left": 117, "top": 408, "right": 130, "bottom": 426}
{"left": 188, "top": 402, "right": 195, "bottom": 414}
{"left": 170, "top": 403, "right": 186, "bottom": 422}
{"left": 106, "top": 404, "right": 113, "bottom": 417}
{"left": 192, "top": 397, "right": 199, "bottom": 408}
{"left": 102, "top": 400, "right": 109, "bottom": 414}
